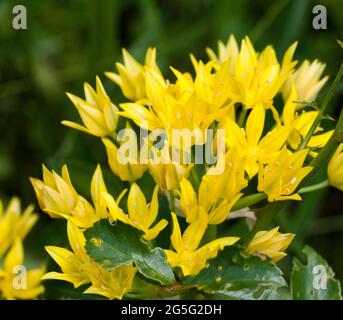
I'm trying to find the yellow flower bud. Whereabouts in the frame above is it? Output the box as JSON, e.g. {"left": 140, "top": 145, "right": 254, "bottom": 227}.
{"left": 105, "top": 47, "right": 162, "bottom": 101}
{"left": 247, "top": 227, "right": 295, "bottom": 262}
{"left": 30, "top": 165, "right": 79, "bottom": 218}
{"left": 283, "top": 59, "right": 329, "bottom": 103}
{"left": 62, "top": 76, "right": 118, "bottom": 137}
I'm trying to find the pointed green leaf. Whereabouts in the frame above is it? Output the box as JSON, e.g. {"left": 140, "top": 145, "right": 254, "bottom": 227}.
{"left": 184, "top": 246, "right": 287, "bottom": 300}
{"left": 85, "top": 220, "right": 175, "bottom": 285}
{"left": 291, "top": 246, "right": 342, "bottom": 300}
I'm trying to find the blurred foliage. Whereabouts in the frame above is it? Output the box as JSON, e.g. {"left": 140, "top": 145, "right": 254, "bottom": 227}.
{"left": 0, "top": 0, "right": 342, "bottom": 292}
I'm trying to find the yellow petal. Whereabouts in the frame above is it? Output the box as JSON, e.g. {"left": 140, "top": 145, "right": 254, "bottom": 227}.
{"left": 91, "top": 165, "right": 108, "bottom": 219}
{"left": 182, "top": 208, "right": 207, "bottom": 252}
{"left": 170, "top": 213, "right": 183, "bottom": 252}
{"left": 4, "top": 239, "right": 24, "bottom": 272}
{"left": 127, "top": 183, "right": 148, "bottom": 226}
{"left": 147, "top": 185, "right": 159, "bottom": 227}
{"left": 246, "top": 103, "right": 265, "bottom": 146}
{"left": 144, "top": 219, "right": 168, "bottom": 241}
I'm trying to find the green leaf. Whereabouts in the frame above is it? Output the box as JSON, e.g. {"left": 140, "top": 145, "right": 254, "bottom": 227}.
{"left": 291, "top": 246, "right": 342, "bottom": 300}
{"left": 85, "top": 220, "right": 175, "bottom": 285}
{"left": 184, "top": 246, "right": 288, "bottom": 300}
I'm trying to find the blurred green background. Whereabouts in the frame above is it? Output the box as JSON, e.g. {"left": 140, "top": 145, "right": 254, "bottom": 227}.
{"left": 0, "top": 0, "right": 342, "bottom": 294}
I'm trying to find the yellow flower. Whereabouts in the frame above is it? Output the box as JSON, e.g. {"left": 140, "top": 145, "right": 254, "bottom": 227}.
{"left": 247, "top": 227, "right": 295, "bottom": 262}
{"left": 209, "top": 36, "right": 297, "bottom": 110}
{"left": 283, "top": 59, "right": 329, "bottom": 102}
{"left": 225, "top": 104, "right": 290, "bottom": 178}
{"left": 282, "top": 81, "right": 333, "bottom": 150}
{"left": 206, "top": 34, "right": 239, "bottom": 72}
{"left": 105, "top": 47, "right": 162, "bottom": 101}
{"left": 119, "top": 64, "right": 222, "bottom": 147}
{"left": 179, "top": 151, "right": 247, "bottom": 224}
{"left": 0, "top": 239, "right": 45, "bottom": 300}
{"left": 30, "top": 165, "right": 105, "bottom": 228}
{"left": 165, "top": 212, "right": 239, "bottom": 276}
{"left": 83, "top": 264, "right": 137, "bottom": 300}
{"left": 30, "top": 164, "right": 79, "bottom": 218}
{"left": 203, "top": 148, "right": 247, "bottom": 202}
{"left": 62, "top": 76, "right": 119, "bottom": 137}
{"left": 148, "top": 144, "right": 193, "bottom": 191}
{"left": 188, "top": 56, "right": 235, "bottom": 115}
{"left": 43, "top": 222, "right": 94, "bottom": 288}
{"left": 103, "top": 183, "right": 168, "bottom": 240}
{"left": 328, "top": 144, "right": 343, "bottom": 191}
{"left": 43, "top": 222, "right": 137, "bottom": 300}
{"left": 0, "top": 197, "right": 38, "bottom": 258}
{"left": 91, "top": 164, "right": 111, "bottom": 219}
{"left": 102, "top": 137, "right": 147, "bottom": 182}
{"left": 258, "top": 148, "right": 313, "bottom": 201}
{"left": 180, "top": 178, "right": 234, "bottom": 225}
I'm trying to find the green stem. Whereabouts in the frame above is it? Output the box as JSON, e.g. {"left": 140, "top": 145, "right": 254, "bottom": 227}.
{"left": 190, "top": 167, "right": 201, "bottom": 190}
{"left": 298, "top": 180, "right": 329, "bottom": 194}
{"left": 169, "top": 190, "right": 176, "bottom": 212}
{"left": 238, "top": 107, "right": 248, "bottom": 127}
{"left": 202, "top": 224, "right": 218, "bottom": 244}
{"left": 232, "top": 193, "right": 267, "bottom": 210}
{"left": 249, "top": 0, "right": 289, "bottom": 42}
{"left": 244, "top": 202, "right": 284, "bottom": 245}
{"left": 298, "top": 62, "right": 343, "bottom": 150}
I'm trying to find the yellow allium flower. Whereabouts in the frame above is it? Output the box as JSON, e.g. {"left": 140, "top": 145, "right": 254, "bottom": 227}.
{"left": 31, "top": 165, "right": 106, "bottom": 228}
{"left": 206, "top": 34, "right": 239, "bottom": 73}
{"left": 0, "top": 197, "right": 38, "bottom": 258}
{"left": 328, "top": 144, "right": 343, "bottom": 191}
{"left": 62, "top": 76, "right": 119, "bottom": 137}
{"left": 165, "top": 212, "right": 239, "bottom": 276}
{"left": 258, "top": 148, "right": 313, "bottom": 201}
{"left": 102, "top": 137, "right": 147, "bottom": 182}
{"left": 103, "top": 183, "right": 168, "bottom": 240}
{"left": 43, "top": 222, "right": 136, "bottom": 300}
{"left": 83, "top": 263, "right": 137, "bottom": 300}
{"left": 119, "top": 63, "right": 223, "bottom": 147}
{"left": 188, "top": 56, "right": 235, "bottom": 115}
{"left": 148, "top": 144, "right": 193, "bottom": 191}
{"left": 180, "top": 178, "right": 235, "bottom": 225}
{"left": 283, "top": 59, "right": 329, "bottom": 102}
{"left": 120, "top": 90, "right": 217, "bottom": 147}
{"left": 43, "top": 222, "right": 93, "bottom": 288}
{"left": 247, "top": 227, "right": 295, "bottom": 262}
{"left": 208, "top": 36, "right": 297, "bottom": 110}
{"left": 105, "top": 47, "right": 162, "bottom": 101}
{"left": 0, "top": 239, "right": 45, "bottom": 300}
{"left": 30, "top": 164, "right": 79, "bottom": 218}
{"left": 179, "top": 151, "right": 246, "bottom": 224}
{"left": 225, "top": 104, "right": 290, "bottom": 178}
{"left": 204, "top": 148, "right": 247, "bottom": 202}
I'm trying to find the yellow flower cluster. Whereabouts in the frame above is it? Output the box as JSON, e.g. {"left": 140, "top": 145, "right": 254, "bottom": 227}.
{"left": 0, "top": 198, "right": 45, "bottom": 300}
{"left": 31, "top": 165, "right": 139, "bottom": 299}
{"left": 31, "top": 35, "right": 335, "bottom": 299}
